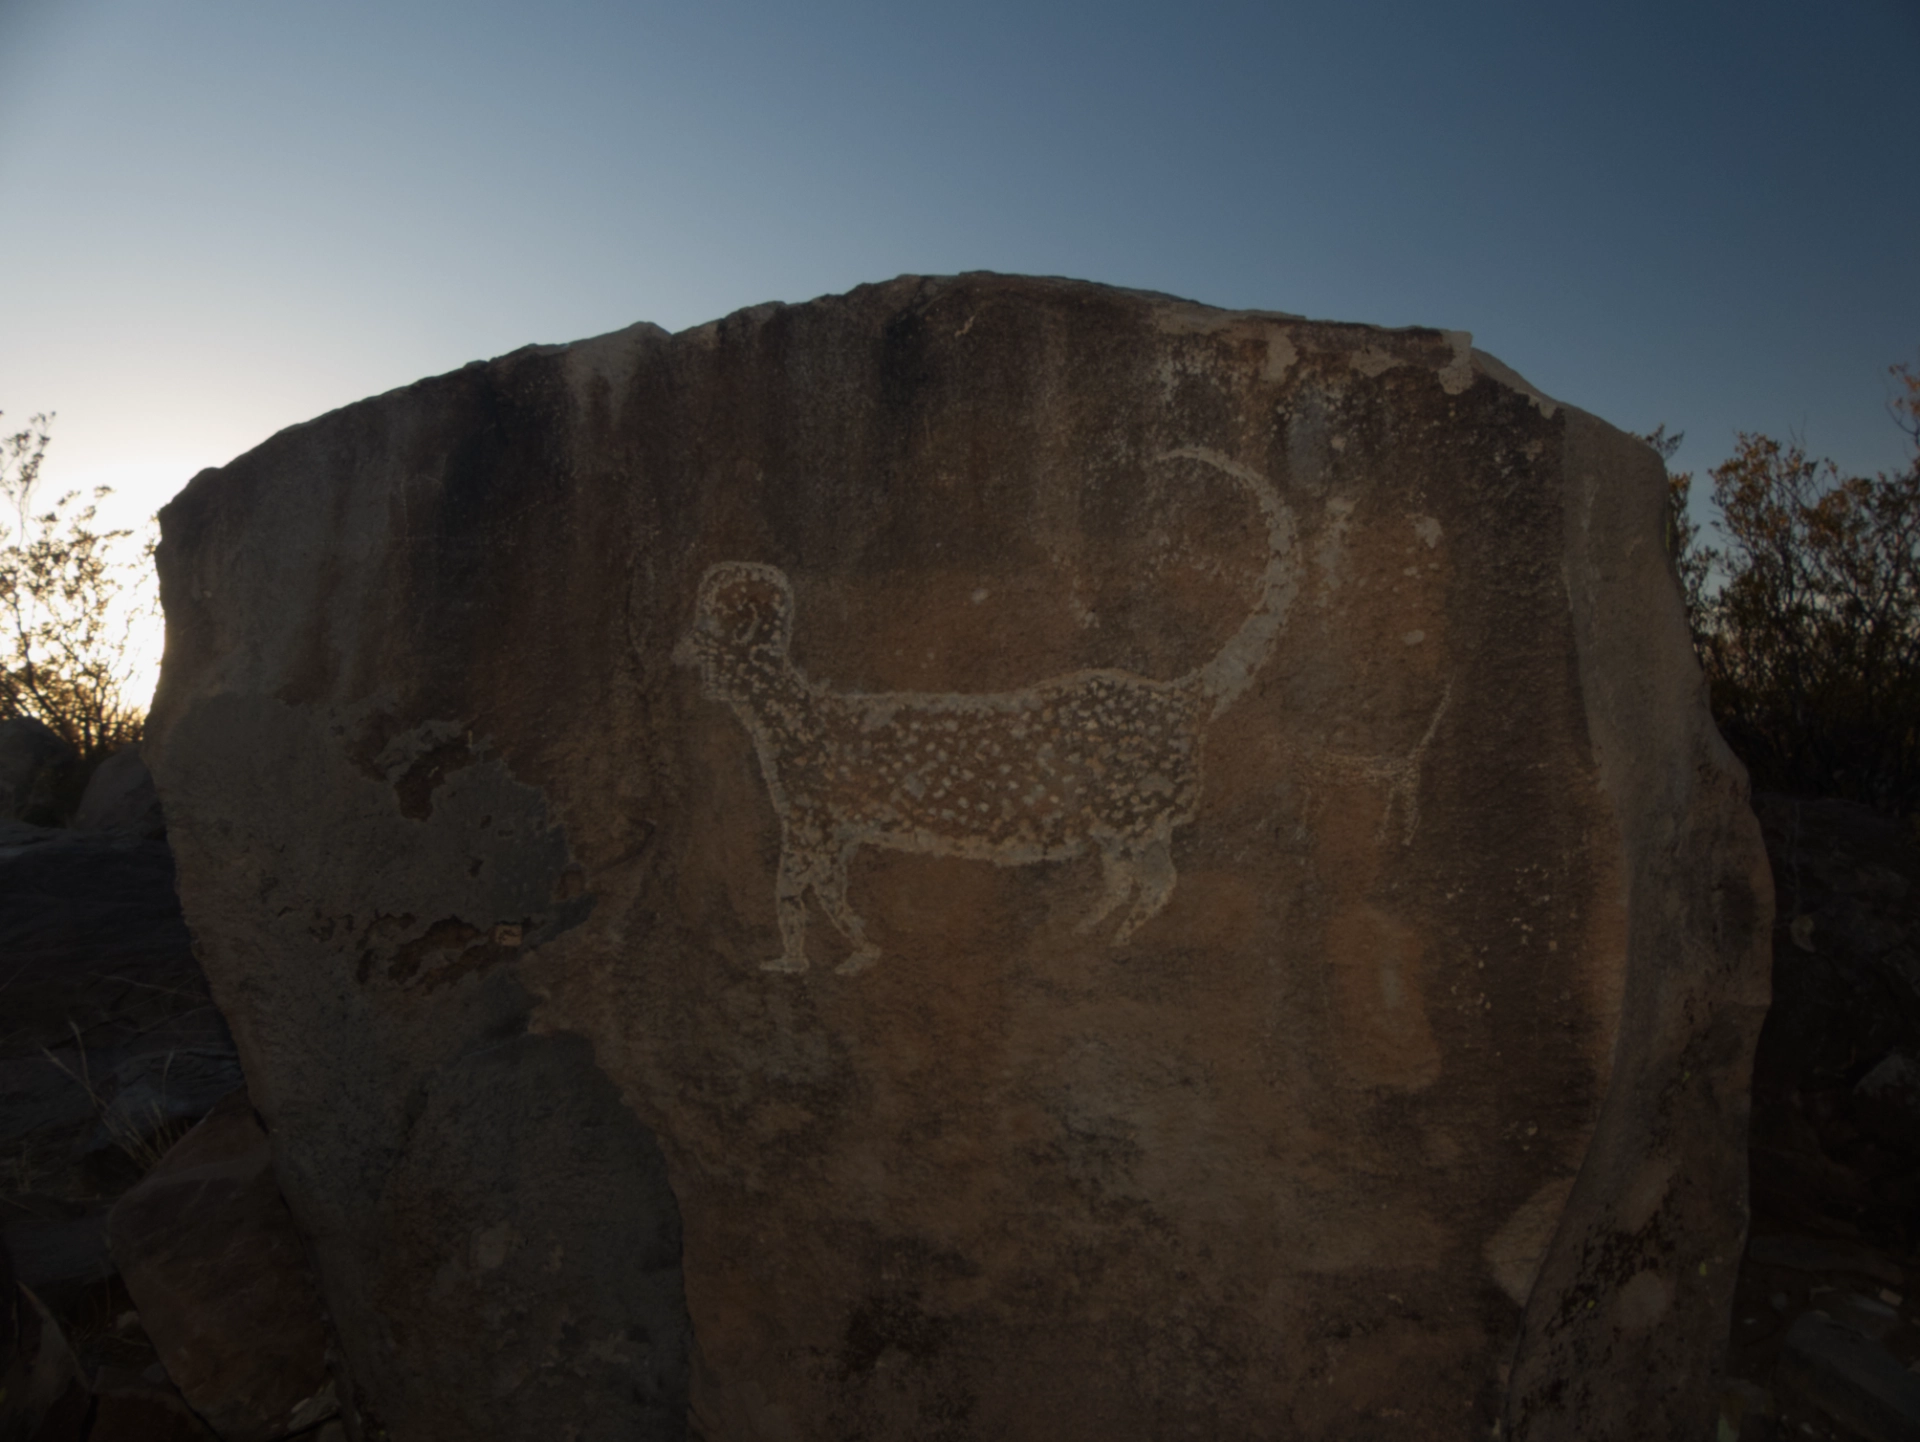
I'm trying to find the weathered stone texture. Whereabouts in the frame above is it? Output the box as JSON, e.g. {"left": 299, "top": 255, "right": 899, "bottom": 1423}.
{"left": 145, "top": 274, "right": 1771, "bottom": 1440}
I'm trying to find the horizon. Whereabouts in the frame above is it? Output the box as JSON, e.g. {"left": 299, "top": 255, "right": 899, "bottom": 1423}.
{"left": 3, "top": 0, "right": 1915, "bottom": 707}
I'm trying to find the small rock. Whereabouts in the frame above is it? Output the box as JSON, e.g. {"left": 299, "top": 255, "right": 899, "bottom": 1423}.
{"left": 1719, "top": 1377, "right": 1774, "bottom": 1440}
{"left": 0, "top": 1266, "right": 91, "bottom": 1442}
{"left": 0, "top": 1215, "right": 115, "bottom": 1313}
{"left": 89, "top": 1372, "right": 217, "bottom": 1441}
{"left": 1811, "top": 1287, "right": 1902, "bottom": 1341}
{"left": 0, "top": 718, "right": 75, "bottom": 826}
{"left": 1856, "top": 1053, "right": 1920, "bottom": 1151}
{"left": 1748, "top": 1235, "right": 1906, "bottom": 1288}
{"left": 73, "top": 746, "right": 166, "bottom": 839}
{"left": 107, "top": 1089, "right": 337, "bottom": 1442}
{"left": 1778, "top": 1312, "right": 1920, "bottom": 1442}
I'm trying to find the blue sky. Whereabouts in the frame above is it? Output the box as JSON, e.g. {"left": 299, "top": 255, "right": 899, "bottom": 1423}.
{"left": 2, "top": 0, "right": 1915, "bottom": 539}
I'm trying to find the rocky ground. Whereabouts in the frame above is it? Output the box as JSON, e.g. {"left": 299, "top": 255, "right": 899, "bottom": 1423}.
{"left": 3, "top": 758, "right": 1917, "bottom": 1439}
{"left": 1, "top": 726, "right": 338, "bottom": 1442}
{"left": 1718, "top": 795, "right": 1920, "bottom": 1442}
{"left": 0, "top": 815, "right": 254, "bottom": 1440}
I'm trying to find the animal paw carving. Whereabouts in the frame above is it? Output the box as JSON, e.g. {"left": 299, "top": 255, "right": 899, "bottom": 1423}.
{"left": 834, "top": 948, "right": 881, "bottom": 977}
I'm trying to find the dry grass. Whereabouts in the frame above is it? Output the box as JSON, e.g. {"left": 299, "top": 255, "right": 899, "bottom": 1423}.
{"left": 41, "top": 1022, "right": 195, "bottom": 1175}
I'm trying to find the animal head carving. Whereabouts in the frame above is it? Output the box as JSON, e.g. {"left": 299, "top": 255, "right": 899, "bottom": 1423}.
{"left": 675, "top": 561, "right": 795, "bottom": 700}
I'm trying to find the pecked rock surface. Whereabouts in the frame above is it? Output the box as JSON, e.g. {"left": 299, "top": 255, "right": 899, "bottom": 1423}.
{"left": 145, "top": 274, "right": 1772, "bottom": 1441}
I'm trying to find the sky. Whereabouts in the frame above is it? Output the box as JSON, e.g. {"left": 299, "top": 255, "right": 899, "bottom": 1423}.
{"left": 1, "top": 0, "right": 1915, "bottom": 558}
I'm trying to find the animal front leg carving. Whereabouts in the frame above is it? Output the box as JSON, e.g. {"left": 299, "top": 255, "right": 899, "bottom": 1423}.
{"left": 816, "top": 841, "right": 881, "bottom": 975}
{"left": 770, "top": 840, "right": 814, "bottom": 974}
{"left": 1077, "top": 830, "right": 1178, "bottom": 944}
{"left": 769, "top": 829, "right": 880, "bottom": 974}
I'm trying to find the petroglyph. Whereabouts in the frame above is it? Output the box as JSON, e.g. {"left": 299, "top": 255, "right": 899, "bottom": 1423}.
{"left": 1313, "top": 683, "right": 1453, "bottom": 845}
{"left": 675, "top": 448, "right": 1298, "bottom": 974}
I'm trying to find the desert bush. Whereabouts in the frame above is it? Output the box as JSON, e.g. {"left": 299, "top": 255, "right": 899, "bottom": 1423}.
{"left": 1665, "top": 365, "right": 1920, "bottom": 814}
{"left": 1, "top": 412, "right": 155, "bottom": 762}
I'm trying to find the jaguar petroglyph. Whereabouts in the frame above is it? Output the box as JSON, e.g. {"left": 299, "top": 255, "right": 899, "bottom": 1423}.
{"left": 675, "top": 447, "right": 1299, "bottom": 974}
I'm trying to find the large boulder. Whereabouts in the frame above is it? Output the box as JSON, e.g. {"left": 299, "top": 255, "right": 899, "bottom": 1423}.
{"left": 144, "top": 274, "right": 1772, "bottom": 1440}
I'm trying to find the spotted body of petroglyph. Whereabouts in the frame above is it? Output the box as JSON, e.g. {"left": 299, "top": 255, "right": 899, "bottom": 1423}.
{"left": 676, "top": 447, "right": 1298, "bottom": 973}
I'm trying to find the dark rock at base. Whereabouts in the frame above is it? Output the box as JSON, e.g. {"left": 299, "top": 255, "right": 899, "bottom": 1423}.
{"left": 1716, "top": 1379, "right": 1776, "bottom": 1442}
{"left": 1856, "top": 1052, "right": 1920, "bottom": 1153}
{"left": 1778, "top": 1312, "right": 1920, "bottom": 1441}
{"left": 106, "top": 1090, "right": 336, "bottom": 1442}
{"left": 0, "top": 819, "right": 235, "bottom": 1214}
{"left": 73, "top": 747, "right": 167, "bottom": 839}
{"left": 0, "top": 819, "right": 195, "bottom": 970}
{"left": 1745, "top": 791, "right": 1920, "bottom": 1320}
{"left": 0, "top": 720, "right": 75, "bottom": 827}
{"left": 1726, "top": 798, "right": 1920, "bottom": 1435}
{"left": 0, "top": 1263, "right": 90, "bottom": 1442}
{"left": 1810, "top": 1289, "right": 1902, "bottom": 1341}
{"left": 89, "top": 1369, "right": 217, "bottom": 1442}
{"left": 0, "top": 1217, "right": 113, "bottom": 1314}
{"left": 0, "top": 823, "right": 205, "bottom": 1056}
{"left": 1746, "top": 1235, "right": 1906, "bottom": 1288}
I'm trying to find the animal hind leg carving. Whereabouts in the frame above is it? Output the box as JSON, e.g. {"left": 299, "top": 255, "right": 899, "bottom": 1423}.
{"left": 1077, "top": 845, "right": 1141, "bottom": 937}
{"left": 1077, "top": 832, "right": 1178, "bottom": 945}
{"left": 770, "top": 843, "right": 814, "bottom": 973}
{"left": 818, "top": 842, "right": 880, "bottom": 975}
{"left": 1114, "top": 835, "right": 1176, "bottom": 944}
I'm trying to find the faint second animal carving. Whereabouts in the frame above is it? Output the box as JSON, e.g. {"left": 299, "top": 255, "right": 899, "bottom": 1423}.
{"left": 1315, "top": 681, "right": 1453, "bottom": 846}
{"left": 674, "top": 448, "right": 1298, "bottom": 974}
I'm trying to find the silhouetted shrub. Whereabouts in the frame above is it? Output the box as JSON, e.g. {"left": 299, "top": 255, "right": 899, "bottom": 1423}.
{"left": 1, "top": 412, "right": 153, "bottom": 763}
{"left": 1662, "top": 365, "right": 1920, "bottom": 815}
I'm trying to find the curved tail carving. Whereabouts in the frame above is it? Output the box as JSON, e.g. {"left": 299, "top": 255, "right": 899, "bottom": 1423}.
{"left": 1161, "top": 447, "right": 1300, "bottom": 717}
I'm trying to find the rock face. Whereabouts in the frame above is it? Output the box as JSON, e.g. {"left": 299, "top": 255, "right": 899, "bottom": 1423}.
{"left": 144, "top": 275, "right": 1772, "bottom": 1440}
